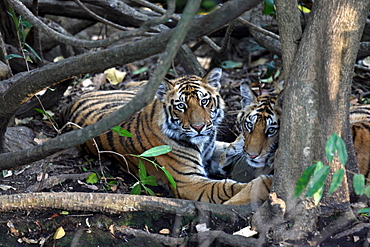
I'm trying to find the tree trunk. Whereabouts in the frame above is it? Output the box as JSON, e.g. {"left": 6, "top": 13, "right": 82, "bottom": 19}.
{"left": 255, "top": 0, "right": 370, "bottom": 244}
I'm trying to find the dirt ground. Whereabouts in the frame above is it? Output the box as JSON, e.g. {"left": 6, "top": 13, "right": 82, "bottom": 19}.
{"left": 2, "top": 42, "right": 370, "bottom": 246}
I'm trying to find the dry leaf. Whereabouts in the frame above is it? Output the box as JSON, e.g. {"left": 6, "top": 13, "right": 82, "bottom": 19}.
{"left": 233, "top": 226, "right": 258, "bottom": 237}
{"left": 77, "top": 180, "right": 99, "bottom": 190}
{"left": 159, "top": 228, "right": 170, "bottom": 235}
{"left": 7, "top": 221, "right": 19, "bottom": 236}
{"left": 20, "top": 237, "right": 38, "bottom": 244}
{"left": 195, "top": 223, "right": 209, "bottom": 232}
{"left": 37, "top": 172, "right": 48, "bottom": 181}
{"left": 104, "top": 68, "right": 127, "bottom": 85}
{"left": 363, "top": 56, "right": 370, "bottom": 67}
{"left": 109, "top": 225, "right": 115, "bottom": 235}
{"left": 33, "top": 138, "right": 51, "bottom": 145}
{"left": 93, "top": 73, "right": 107, "bottom": 85}
{"left": 0, "top": 184, "right": 16, "bottom": 191}
{"left": 53, "top": 226, "right": 66, "bottom": 240}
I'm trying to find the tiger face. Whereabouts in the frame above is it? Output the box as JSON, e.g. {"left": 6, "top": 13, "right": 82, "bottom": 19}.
{"left": 156, "top": 73, "right": 224, "bottom": 147}
{"left": 237, "top": 84, "right": 282, "bottom": 168}
{"left": 219, "top": 84, "right": 282, "bottom": 181}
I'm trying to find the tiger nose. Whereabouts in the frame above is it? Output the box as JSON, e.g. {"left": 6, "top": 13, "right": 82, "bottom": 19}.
{"left": 191, "top": 124, "right": 205, "bottom": 133}
{"left": 246, "top": 153, "right": 258, "bottom": 159}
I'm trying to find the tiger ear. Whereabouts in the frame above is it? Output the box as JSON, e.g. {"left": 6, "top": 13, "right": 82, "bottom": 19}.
{"left": 156, "top": 79, "right": 174, "bottom": 102}
{"left": 203, "top": 68, "right": 222, "bottom": 90}
{"left": 240, "top": 84, "right": 258, "bottom": 107}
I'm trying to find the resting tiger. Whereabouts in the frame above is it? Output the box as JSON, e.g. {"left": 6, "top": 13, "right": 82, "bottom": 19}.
{"left": 60, "top": 68, "right": 272, "bottom": 205}
{"left": 219, "top": 84, "right": 370, "bottom": 182}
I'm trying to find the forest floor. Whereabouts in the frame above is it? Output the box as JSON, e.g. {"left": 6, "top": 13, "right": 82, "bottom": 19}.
{"left": 2, "top": 38, "right": 370, "bottom": 246}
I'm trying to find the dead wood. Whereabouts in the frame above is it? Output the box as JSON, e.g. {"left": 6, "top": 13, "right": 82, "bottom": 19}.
{"left": 113, "top": 226, "right": 260, "bottom": 246}
{"left": 0, "top": 192, "right": 257, "bottom": 218}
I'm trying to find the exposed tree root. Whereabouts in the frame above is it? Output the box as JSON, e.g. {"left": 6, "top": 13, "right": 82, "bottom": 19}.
{"left": 0, "top": 192, "right": 259, "bottom": 217}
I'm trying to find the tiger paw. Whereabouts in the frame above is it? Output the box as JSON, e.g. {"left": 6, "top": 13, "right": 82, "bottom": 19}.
{"left": 223, "top": 175, "right": 273, "bottom": 206}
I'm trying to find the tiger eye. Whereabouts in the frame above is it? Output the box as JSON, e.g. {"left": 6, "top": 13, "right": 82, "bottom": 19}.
{"left": 200, "top": 99, "right": 209, "bottom": 106}
{"left": 176, "top": 103, "right": 186, "bottom": 110}
{"left": 246, "top": 121, "right": 254, "bottom": 130}
{"left": 267, "top": 127, "right": 277, "bottom": 135}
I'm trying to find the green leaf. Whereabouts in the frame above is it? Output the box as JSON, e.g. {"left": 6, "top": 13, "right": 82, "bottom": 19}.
{"left": 138, "top": 160, "right": 147, "bottom": 180}
{"left": 328, "top": 169, "right": 345, "bottom": 196}
{"left": 325, "top": 133, "right": 338, "bottom": 163}
{"left": 34, "top": 108, "right": 57, "bottom": 126}
{"left": 23, "top": 43, "right": 42, "bottom": 61}
{"left": 20, "top": 18, "right": 33, "bottom": 28}
{"left": 306, "top": 166, "right": 330, "bottom": 197}
{"left": 265, "top": 61, "right": 275, "bottom": 78}
{"left": 263, "top": 0, "right": 275, "bottom": 16}
{"left": 160, "top": 167, "right": 177, "bottom": 189}
{"left": 219, "top": 60, "right": 243, "bottom": 69}
{"left": 86, "top": 173, "right": 99, "bottom": 184}
{"left": 34, "top": 108, "right": 46, "bottom": 115}
{"left": 140, "top": 145, "right": 172, "bottom": 157}
{"left": 111, "top": 126, "right": 132, "bottom": 137}
{"left": 294, "top": 163, "right": 317, "bottom": 199}
{"left": 5, "top": 54, "right": 23, "bottom": 60}
{"left": 312, "top": 185, "right": 324, "bottom": 206}
{"left": 336, "top": 136, "right": 348, "bottom": 165}
{"left": 142, "top": 176, "right": 158, "bottom": 186}
{"left": 364, "top": 185, "right": 370, "bottom": 197}
{"left": 143, "top": 186, "right": 155, "bottom": 196}
{"left": 130, "top": 183, "right": 142, "bottom": 195}
{"left": 132, "top": 67, "right": 149, "bottom": 75}
{"left": 108, "top": 181, "right": 118, "bottom": 186}
{"left": 357, "top": 207, "right": 370, "bottom": 215}
{"left": 353, "top": 174, "right": 365, "bottom": 195}
{"left": 313, "top": 161, "right": 324, "bottom": 175}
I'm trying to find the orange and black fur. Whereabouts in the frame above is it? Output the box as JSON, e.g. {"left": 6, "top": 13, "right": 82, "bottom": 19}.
{"left": 220, "top": 84, "right": 370, "bottom": 182}
{"left": 61, "top": 69, "right": 272, "bottom": 205}
{"left": 350, "top": 105, "right": 370, "bottom": 179}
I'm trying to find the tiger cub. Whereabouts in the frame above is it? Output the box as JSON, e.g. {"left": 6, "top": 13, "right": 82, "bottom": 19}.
{"left": 349, "top": 105, "right": 370, "bottom": 179}
{"left": 219, "top": 84, "right": 370, "bottom": 182}
{"left": 61, "top": 68, "right": 272, "bottom": 205}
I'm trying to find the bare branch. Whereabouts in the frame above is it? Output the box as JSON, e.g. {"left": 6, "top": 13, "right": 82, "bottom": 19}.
{"left": 237, "top": 16, "right": 280, "bottom": 40}
{"left": 73, "top": 0, "right": 131, "bottom": 31}
{"left": 7, "top": 0, "right": 159, "bottom": 48}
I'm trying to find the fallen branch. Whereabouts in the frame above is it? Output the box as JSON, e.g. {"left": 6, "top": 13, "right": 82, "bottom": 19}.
{"left": 0, "top": 192, "right": 258, "bottom": 217}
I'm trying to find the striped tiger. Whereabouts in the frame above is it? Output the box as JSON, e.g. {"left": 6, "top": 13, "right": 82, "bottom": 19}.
{"left": 219, "top": 84, "right": 370, "bottom": 183}
{"left": 60, "top": 68, "right": 272, "bottom": 205}
{"left": 349, "top": 105, "right": 370, "bottom": 179}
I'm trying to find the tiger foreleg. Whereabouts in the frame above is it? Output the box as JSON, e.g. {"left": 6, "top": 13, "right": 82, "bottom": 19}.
{"left": 223, "top": 175, "right": 273, "bottom": 206}
{"left": 218, "top": 134, "right": 245, "bottom": 175}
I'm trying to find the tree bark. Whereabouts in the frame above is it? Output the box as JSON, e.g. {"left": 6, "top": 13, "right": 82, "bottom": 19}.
{"left": 275, "top": 0, "right": 302, "bottom": 80}
{"left": 262, "top": 0, "right": 370, "bottom": 244}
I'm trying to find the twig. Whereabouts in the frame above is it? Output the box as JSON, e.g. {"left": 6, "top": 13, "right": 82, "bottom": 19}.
{"left": 237, "top": 16, "right": 280, "bottom": 40}
{"left": 73, "top": 0, "right": 131, "bottom": 32}
{"left": 138, "top": 0, "right": 176, "bottom": 32}
{"left": 201, "top": 20, "right": 236, "bottom": 53}
{"left": 131, "top": 0, "right": 180, "bottom": 21}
